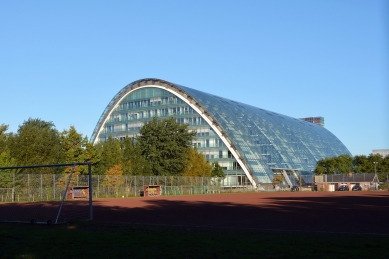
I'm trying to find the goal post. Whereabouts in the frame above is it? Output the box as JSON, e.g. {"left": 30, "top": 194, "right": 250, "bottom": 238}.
{"left": 0, "top": 162, "right": 92, "bottom": 224}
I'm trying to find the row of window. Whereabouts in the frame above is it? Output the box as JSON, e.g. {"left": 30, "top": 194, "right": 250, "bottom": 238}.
{"left": 117, "top": 97, "right": 184, "bottom": 110}
{"left": 105, "top": 116, "right": 210, "bottom": 133}
{"left": 110, "top": 106, "right": 197, "bottom": 122}
{"left": 192, "top": 138, "right": 226, "bottom": 148}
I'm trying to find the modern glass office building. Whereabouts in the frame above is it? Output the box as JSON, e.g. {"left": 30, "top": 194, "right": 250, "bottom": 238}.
{"left": 91, "top": 78, "right": 351, "bottom": 187}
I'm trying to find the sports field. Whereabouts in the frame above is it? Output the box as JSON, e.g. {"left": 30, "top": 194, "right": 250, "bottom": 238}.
{"left": 1, "top": 191, "right": 389, "bottom": 258}
{"left": 91, "top": 191, "right": 389, "bottom": 235}
{"left": 1, "top": 191, "right": 388, "bottom": 234}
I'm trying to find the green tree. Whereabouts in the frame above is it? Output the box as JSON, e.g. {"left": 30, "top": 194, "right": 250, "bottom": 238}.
{"left": 138, "top": 117, "right": 196, "bottom": 176}
{"left": 60, "top": 125, "right": 100, "bottom": 174}
{"left": 121, "top": 137, "right": 152, "bottom": 175}
{"left": 315, "top": 154, "right": 354, "bottom": 174}
{"left": 9, "top": 118, "right": 63, "bottom": 167}
{"left": 0, "top": 150, "right": 17, "bottom": 187}
{"left": 0, "top": 124, "right": 10, "bottom": 153}
{"left": 315, "top": 153, "right": 389, "bottom": 182}
{"left": 353, "top": 155, "right": 370, "bottom": 173}
{"left": 0, "top": 124, "right": 15, "bottom": 169}
{"left": 0, "top": 150, "right": 16, "bottom": 167}
{"left": 211, "top": 162, "right": 225, "bottom": 178}
{"left": 315, "top": 157, "right": 337, "bottom": 174}
{"left": 103, "top": 164, "right": 124, "bottom": 188}
{"left": 381, "top": 155, "right": 389, "bottom": 182}
{"left": 182, "top": 147, "right": 212, "bottom": 177}
{"left": 334, "top": 154, "right": 354, "bottom": 174}
{"left": 367, "top": 153, "right": 389, "bottom": 181}
{"left": 354, "top": 153, "right": 389, "bottom": 181}
{"left": 94, "top": 136, "right": 123, "bottom": 175}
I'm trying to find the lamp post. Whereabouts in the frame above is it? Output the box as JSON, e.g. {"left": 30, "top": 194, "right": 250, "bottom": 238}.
{"left": 373, "top": 162, "right": 377, "bottom": 174}
{"left": 373, "top": 162, "right": 378, "bottom": 190}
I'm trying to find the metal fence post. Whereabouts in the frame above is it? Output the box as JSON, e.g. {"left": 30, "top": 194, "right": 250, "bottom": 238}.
{"left": 88, "top": 163, "right": 93, "bottom": 221}
{"left": 53, "top": 174, "right": 56, "bottom": 199}
{"left": 40, "top": 174, "right": 43, "bottom": 200}
{"left": 96, "top": 175, "right": 100, "bottom": 198}
{"left": 27, "top": 174, "right": 30, "bottom": 201}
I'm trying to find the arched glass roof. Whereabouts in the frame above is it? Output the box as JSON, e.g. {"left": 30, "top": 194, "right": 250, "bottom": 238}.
{"left": 92, "top": 78, "right": 351, "bottom": 184}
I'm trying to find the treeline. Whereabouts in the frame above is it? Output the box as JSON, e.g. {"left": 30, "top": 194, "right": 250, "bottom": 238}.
{"left": 0, "top": 117, "right": 224, "bottom": 177}
{"left": 4, "top": 118, "right": 386, "bottom": 180}
{"left": 315, "top": 154, "right": 389, "bottom": 181}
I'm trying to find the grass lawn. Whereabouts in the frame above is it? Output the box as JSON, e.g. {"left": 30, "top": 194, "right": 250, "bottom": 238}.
{"left": 0, "top": 222, "right": 388, "bottom": 259}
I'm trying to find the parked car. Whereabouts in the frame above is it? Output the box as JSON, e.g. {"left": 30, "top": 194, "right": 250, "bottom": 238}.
{"left": 290, "top": 185, "right": 299, "bottom": 192}
{"left": 352, "top": 185, "right": 362, "bottom": 191}
{"left": 338, "top": 185, "right": 349, "bottom": 191}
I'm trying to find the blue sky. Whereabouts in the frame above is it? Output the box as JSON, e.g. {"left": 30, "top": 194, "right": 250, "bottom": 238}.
{"left": 0, "top": 0, "right": 388, "bottom": 156}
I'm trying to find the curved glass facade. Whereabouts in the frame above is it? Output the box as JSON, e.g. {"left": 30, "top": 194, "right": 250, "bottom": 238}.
{"left": 92, "top": 78, "right": 351, "bottom": 185}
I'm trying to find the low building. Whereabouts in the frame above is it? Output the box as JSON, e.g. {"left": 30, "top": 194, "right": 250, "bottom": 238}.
{"left": 315, "top": 173, "right": 379, "bottom": 191}
{"left": 299, "top": 116, "right": 325, "bottom": 127}
{"left": 372, "top": 149, "right": 389, "bottom": 157}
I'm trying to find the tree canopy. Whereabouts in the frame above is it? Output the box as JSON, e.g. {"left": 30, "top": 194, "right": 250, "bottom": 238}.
{"left": 121, "top": 137, "right": 152, "bottom": 176}
{"left": 211, "top": 162, "right": 225, "bottom": 178}
{"left": 1, "top": 117, "right": 219, "bottom": 177}
{"left": 9, "top": 118, "right": 63, "bottom": 166}
{"left": 94, "top": 136, "right": 123, "bottom": 175}
{"left": 0, "top": 124, "right": 16, "bottom": 170}
{"left": 315, "top": 154, "right": 353, "bottom": 175}
{"left": 60, "top": 125, "right": 100, "bottom": 174}
{"left": 182, "top": 147, "right": 212, "bottom": 177}
{"left": 1, "top": 119, "right": 99, "bottom": 175}
{"left": 138, "top": 117, "right": 196, "bottom": 176}
{"left": 0, "top": 124, "right": 10, "bottom": 153}
{"left": 315, "top": 153, "right": 389, "bottom": 181}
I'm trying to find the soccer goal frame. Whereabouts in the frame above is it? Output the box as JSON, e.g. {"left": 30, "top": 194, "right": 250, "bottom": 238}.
{"left": 0, "top": 162, "right": 92, "bottom": 224}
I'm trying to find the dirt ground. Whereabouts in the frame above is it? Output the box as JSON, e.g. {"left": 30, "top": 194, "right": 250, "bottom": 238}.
{"left": 91, "top": 191, "right": 389, "bottom": 235}
{"left": 1, "top": 191, "right": 388, "bottom": 235}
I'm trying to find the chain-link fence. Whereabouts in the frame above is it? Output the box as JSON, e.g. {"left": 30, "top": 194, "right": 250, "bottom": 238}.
{"left": 0, "top": 173, "right": 91, "bottom": 202}
{"left": 0, "top": 174, "right": 258, "bottom": 201}
{"left": 89, "top": 175, "right": 256, "bottom": 198}
{"left": 0, "top": 163, "right": 92, "bottom": 224}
